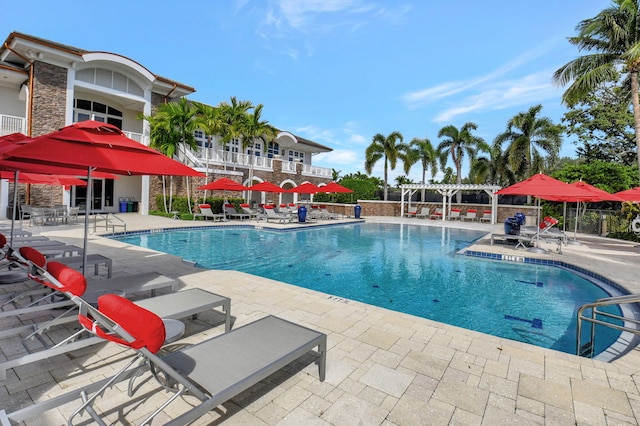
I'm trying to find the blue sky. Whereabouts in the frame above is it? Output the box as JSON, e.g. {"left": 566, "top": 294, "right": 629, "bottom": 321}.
{"left": 3, "top": 0, "right": 607, "bottom": 183}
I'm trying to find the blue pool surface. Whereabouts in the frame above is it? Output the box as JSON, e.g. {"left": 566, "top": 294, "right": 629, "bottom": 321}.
{"left": 115, "top": 223, "right": 623, "bottom": 356}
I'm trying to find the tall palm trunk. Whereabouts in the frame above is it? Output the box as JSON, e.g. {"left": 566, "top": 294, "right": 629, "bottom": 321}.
{"left": 631, "top": 71, "right": 640, "bottom": 175}
{"left": 383, "top": 158, "right": 389, "bottom": 201}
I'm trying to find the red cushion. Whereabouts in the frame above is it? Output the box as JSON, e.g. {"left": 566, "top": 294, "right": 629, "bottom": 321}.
{"left": 79, "top": 294, "right": 166, "bottom": 353}
{"left": 199, "top": 204, "right": 210, "bottom": 209}
{"left": 0, "top": 233, "right": 6, "bottom": 247}
{"left": 240, "top": 203, "right": 250, "bottom": 207}
{"left": 264, "top": 205, "right": 275, "bottom": 209}
{"left": 46, "top": 262, "right": 87, "bottom": 296}
{"left": 19, "top": 246, "right": 47, "bottom": 268}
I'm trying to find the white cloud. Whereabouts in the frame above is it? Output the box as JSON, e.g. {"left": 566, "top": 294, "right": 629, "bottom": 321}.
{"left": 401, "top": 40, "right": 557, "bottom": 110}
{"left": 315, "top": 149, "right": 361, "bottom": 166}
{"left": 434, "top": 70, "right": 558, "bottom": 122}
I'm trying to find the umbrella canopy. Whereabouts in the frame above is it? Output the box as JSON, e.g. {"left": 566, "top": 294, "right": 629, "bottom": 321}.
{"left": 197, "top": 177, "right": 248, "bottom": 191}
{"left": 1, "top": 121, "right": 204, "bottom": 177}
{"left": 321, "top": 182, "right": 354, "bottom": 193}
{"left": 496, "top": 173, "right": 592, "bottom": 199}
{"left": 546, "top": 181, "right": 624, "bottom": 203}
{"left": 0, "top": 171, "right": 87, "bottom": 186}
{"left": 248, "top": 181, "right": 285, "bottom": 193}
{"left": 0, "top": 121, "right": 203, "bottom": 274}
{"left": 614, "top": 187, "right": 640, "bottom": 202}
{"left": 287, "top": 182, "right": 320, "bottom": 194}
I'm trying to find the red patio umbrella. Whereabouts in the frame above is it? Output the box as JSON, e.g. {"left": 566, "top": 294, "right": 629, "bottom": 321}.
{"left": 321, "top": 182, "right": 353, "bottom": 193}
{"left": 0, "top": 133, "right": 116, "bottom": 243}
{"left": 497, "top": 173, "right": 593, "bottom": 251}
{"left": 197, "top": 177, "right": 248, "bottom": 192}
{"left": 614, "top": 187, "right": 640, "bottom": 202}
{"left": 287, "top": 182, "right": 320, "bottom": 194}
{"left": 544, "top": 181, "right": 623, "bottom": 243}
{"left": 197, "top": 177, "right": 248, "bottom": 221}
{"left": 1, "top": 121, "right": 203, "bottom": 274}
{"left": 0, "top": 171, "right": 87, "bottom": 186}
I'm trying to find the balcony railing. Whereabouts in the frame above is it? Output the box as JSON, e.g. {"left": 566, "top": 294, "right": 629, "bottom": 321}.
{"left": 0, "top": 114, "right": 26, "bottom": 136}
{"left": 191, "top": 146, "right": 332, "bottom": 177}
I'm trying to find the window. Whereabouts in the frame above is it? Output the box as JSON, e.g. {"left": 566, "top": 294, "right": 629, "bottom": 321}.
{"left": 74, "top": 99, "right": 123, "bottom": 129}
{"left": 76, "top": 68, "right": 144, "bottom": 96}
{"left": 288, "top": 150, "right": 305, "bottom": 162}
{"left": 267, "top": 142, "right": 279, "bottom": 158}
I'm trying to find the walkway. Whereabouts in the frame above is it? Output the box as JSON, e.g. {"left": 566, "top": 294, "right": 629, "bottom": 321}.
{"left": 1, "top": 214, "right": 640, "bottom": 425}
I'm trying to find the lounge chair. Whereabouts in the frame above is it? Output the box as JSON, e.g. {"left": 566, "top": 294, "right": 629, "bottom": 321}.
{"left": 193, "top": 203, "right": 224, "bottom": 221}
{"left": 479, "top": 209, "right": 492, "bottom": 223}
{"left": 224, "top": 203, "right": 250, "bottom": 220}
{"left": 404, "top": 206, "right": 418, "bottom": 218}
{"left": 319, "top": 205, "right": 339, "bottom": 219}
{"left": 448, "top": 208, "right": 462, "bottom": 220}
{"left": 3, "top": 293, "right": 325, "bottom": 425}
{"left": 490, "top": 233, "right": 533, "bottom": 250}
{"left": 240, "top": 203, "right": 259, "bottom": 219}
{"left": 416, "top": 207, "right": 430, "bottom": 219}
{"left": 264, "top": 205, "right": 294, "bottom": 223}
{"left": 521, "top": 216, "right": 567, "bottom": 244}
{"left": 0, "top": 255, "right": 231, "bottom": 381}
{"left": 429, "top": 208, "right": 444, "bottom": 220}
{"left": 53, "top": 253, "right": 113, "bottom": 278}
{"left": 461, "top": 209, "right": 477, "bottom": 221}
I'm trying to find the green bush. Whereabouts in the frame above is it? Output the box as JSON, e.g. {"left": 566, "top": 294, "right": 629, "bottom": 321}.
{"left": 154, "top": 195, "right": 244, "bottom": 215}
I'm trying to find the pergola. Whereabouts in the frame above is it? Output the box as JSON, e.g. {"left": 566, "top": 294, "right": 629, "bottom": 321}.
{"left": 400, "top": 184, "right": 501, "bottom": 224}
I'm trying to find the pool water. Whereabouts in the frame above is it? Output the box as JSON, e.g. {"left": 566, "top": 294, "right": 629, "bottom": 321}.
{"left": 116, "top": 223, "right": 623, "bottom": 356}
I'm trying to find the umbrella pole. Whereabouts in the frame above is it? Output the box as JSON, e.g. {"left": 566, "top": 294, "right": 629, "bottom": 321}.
{"left": 10, "top": 171, "right": 19, "bottom": 245}
{"left": 528, "top": 198, "right": 546, "bottom": 254}
{"left": 567, "top": 202, "right": 583, "bottom": 245}
{"left": 82, "top": 167, "right": 92, "bottom": 276}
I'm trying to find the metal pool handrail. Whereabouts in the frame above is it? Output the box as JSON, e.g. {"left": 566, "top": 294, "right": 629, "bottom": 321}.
{"left": 576, "top": 294, "right": 640, "bottom": 358}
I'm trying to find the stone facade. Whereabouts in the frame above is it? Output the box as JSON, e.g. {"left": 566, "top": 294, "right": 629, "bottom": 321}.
{"left": 31, "top": 61, "right": 67, "bottom": 136}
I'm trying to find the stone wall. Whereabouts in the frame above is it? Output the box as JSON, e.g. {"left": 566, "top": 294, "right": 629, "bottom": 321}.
{"left": 31, "top": 61, "right": 67, "bottom": 136}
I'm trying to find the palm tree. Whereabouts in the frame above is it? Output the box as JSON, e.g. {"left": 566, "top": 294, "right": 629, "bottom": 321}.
{"left": 403, "top": 137, "right": 439, "bottom": 200}
{"left": 217, "top": 97, "right": 253, "bottom": 158}
{"left": 145, "top": 98, "right": 199, "bottom": 213}
{"left": 469, "top": 141, "right": 515, "bottom": 186}
{"left": 494, "top": 105, "right": 562, "bottom": 181}
{"left": 437, "top": 122, "right": 488, "bottom": 202}
{"left": 193, "top": 102, "right": 223, "bottom": 200}
{"left": 364, "top": 131, "right": 405, "bottom": 200}
{"left": 554, "top": 0, "right": 640, "bottom": 177}
{"left": 239, "top": 104, "right": 276, "bottom": 187}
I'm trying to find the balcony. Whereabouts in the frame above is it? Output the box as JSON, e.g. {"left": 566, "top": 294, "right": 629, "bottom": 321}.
{"left": 0, "top": 114, "right": 26, "bottom": 136}
{"left": 193, "top": 146, "right": 332, "bottom": 177}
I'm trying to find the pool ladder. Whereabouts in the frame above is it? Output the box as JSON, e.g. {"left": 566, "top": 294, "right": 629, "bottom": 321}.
{"left": 92, "top": 213, "right": 127, "bottom": 235}
{"left": 576, "top": 294, "right": 640, "bottom": 358}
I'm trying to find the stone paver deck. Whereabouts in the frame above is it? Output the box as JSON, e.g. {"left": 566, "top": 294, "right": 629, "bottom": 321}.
{"left": 1, "top": 213, "right": 640, "bottom": 425}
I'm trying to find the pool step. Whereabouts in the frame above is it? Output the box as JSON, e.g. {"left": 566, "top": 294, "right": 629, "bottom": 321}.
{"left": 579, "top": 341, "right": 594, "bottom": 358}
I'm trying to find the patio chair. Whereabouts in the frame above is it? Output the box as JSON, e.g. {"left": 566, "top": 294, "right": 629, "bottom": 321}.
{"left": 461, "top": 209, "right": 477, "bottom": 221}
{"left": 404, "top": 206, "right": 418, "bottom": 218}
{"left": 0, "top": 252, "right": 232, "bottom": 381}
{"left": 63, "top": 206, "right": 80, "bottom": 224}
{"left": 264, "top": 205, "right": 294, "bottom": 223}
{"left": 240, "top": 203, "right": 259, "bottom": 219}
{"left": 429, "top": 208, "right": 444, "bottom": 220}
{"left": 224, "top": 203, "right": 250, "bottom": 220}
{"left": 22, "top": 294, "right": 324, "bottom": 426}
{"left": 416, "top": 207, "right": 430, "bottom": 219}
{"left": 319, "top": 205, "right": 339, "bottom": 219}
{"left": 193, "top": 204, "right": 224, "bottom": 221}
{"left": 448, "top": 208, "right": 462, "bottom": 220}
{"left": 479, "top": 209, "right": 492, "bottom": 223}
{"left": 520, "top": 216, "right": 567, "bottom": 244}
{"left": 19, "top": 204, "right": 31, "bottom": 225}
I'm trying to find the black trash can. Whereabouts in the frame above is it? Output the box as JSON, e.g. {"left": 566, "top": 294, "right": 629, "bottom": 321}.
{"left": 298, "top": 206, "right": 307, "bottom": 223}
{"left": 354, "top": 205, "right": 362, "bottom": 218}
{"left": 132, "top": 201, "right": 139, "bottom": 212}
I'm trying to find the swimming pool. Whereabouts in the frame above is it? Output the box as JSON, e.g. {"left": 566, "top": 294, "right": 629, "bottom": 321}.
{"left": 115, "top": 222, "right": 624, "bottom": 357}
